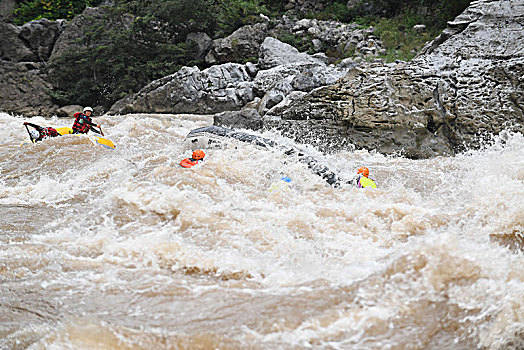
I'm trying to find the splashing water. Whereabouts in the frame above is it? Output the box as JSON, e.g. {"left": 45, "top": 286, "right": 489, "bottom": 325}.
{"left": 1, "top": 112, "right": 523, "bottom": 349}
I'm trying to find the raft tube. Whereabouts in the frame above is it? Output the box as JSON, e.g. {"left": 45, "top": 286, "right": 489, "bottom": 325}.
{"left": 185, "top": 126, "right": 353, "bottom": 187}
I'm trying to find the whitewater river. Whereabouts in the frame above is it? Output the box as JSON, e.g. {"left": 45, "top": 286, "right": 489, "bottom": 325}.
{"left": 1, "top": 112, "right": 523, "bottom": 349}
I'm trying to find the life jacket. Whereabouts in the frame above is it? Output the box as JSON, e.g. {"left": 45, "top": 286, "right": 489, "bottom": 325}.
{"left": 358, "top": 176, "right": 377, "bottom": 188}
{"left": 180, "top": 158, "right": 200, "bottom": 168}
{"left": 72, "top": 112, "right": 92, "bottom": 134}
{"left": 40, "top": 127, "right": 59, "bottom": 138}
{"left": 268, "top": 180, "right": 290, "bottom": 193}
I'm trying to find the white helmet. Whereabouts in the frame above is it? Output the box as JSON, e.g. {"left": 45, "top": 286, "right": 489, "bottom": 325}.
{"left": 29, "top": 129, "right": 40, "bottom": 139}
{"left": 83, "top": 106, "right": 93, "bottom": 113}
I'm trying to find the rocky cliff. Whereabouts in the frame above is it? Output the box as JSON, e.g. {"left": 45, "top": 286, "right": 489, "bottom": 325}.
{"left": 258, "top": 0, "right": 524, "bottom": 158}
{"left": 0, "top": 18, "right": 65, "bottom": 116}
{"left": 109, "top": 0, "right": 523, "bottom": 158}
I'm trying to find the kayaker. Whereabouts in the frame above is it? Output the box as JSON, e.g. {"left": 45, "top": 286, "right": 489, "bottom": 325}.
{"left": 23, "top": 122, "right": 59, "bottom": 143}
{"left": 180, "top": 149, "right": 205, "bottom": 168}
{"left": 72, "top": 107, "right": 102, "bottom": 134}
{"left": 356, "top": 166, "right": 377, "bottom": 188}
{"left": 268, "top": 176, "right": 292, "bottom": 192}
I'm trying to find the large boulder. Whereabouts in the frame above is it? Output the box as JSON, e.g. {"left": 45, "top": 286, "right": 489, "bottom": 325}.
{"left": 109, "top": 37, "right": 351, "bottom": 116}
{"left": 0, "top": 18, "right": 64, "bottom": 116}
{"left": 49, "top": 7, "right": 130, "bottom": 61}
{"left": 214, "top": 108, "right": 263, "bottom": 130}
{"left": 0, "top": 18, "right": 63, "bottom": 116}
{"left": 0, "top": 17, "right": 64, "bottom": 63}
{"left": 258, "top": 36, "right": 320, "bottom": 69}
{"left": 205, "top": 21, "right": 270, "bottom": 64}
{"left": 253, "top": 37, "right": 349, "bottom": 114}
{"left": 0, "top": 61, "right": 58, "bottom": 117}
{"left": 109, "top": 63, "right": 254, "bottom": 115}
{"left": 19, "top": 18, "right": 65, "bottom": 62}
{"left": 0, "top": 22, "right": 36, "bottom": 62}
{"left": 263, "top": 0, "right": 524, "bottom": 158}
{"left": 186, "top": 32, "right": 213, "bottom": 61}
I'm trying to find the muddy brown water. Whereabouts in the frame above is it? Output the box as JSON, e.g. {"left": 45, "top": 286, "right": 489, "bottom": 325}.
{"left": 1, "top": 113, "right": 523, "bottom": 349}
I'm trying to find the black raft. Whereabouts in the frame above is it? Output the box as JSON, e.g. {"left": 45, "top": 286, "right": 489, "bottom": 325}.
{"left": 184, "top": 125, "right": 355, "bottom": 188}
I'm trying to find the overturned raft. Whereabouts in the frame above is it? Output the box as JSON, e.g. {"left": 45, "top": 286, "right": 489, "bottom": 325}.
{"left": 185, "top": 126, "right": 354, "bottom": 187}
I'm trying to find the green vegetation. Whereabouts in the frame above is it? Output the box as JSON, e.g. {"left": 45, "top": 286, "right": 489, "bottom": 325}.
{"left": 305, "top": 1, "right": 353, "bottom": 23}
{"left": 13, "top": 0, "right": 103, "bottom": 24}
{"left": 371, "top": 11, "right": 442, "bottom": 61}
{"left": 306, "top": 0, "right": 471, "bottom": 62}
{"left": 363, "top": 0, "right": 470, "bottom": 61}
{"left": 276, "top": 32, "right": 315, "bottom": 54}
{"left": 13, "top": 0, "right": 471, "bottom": 109}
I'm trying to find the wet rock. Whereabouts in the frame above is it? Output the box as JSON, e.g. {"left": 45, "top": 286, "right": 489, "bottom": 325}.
{"left": 214, "top": 108, "right": 263, "bottom": 130}
{"left": 56, "top": 105, "right": 83, "bottom": 118}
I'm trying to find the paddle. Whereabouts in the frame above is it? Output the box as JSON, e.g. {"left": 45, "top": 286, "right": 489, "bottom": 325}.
{"left": 98, "top": 124, "right": 104, "bottom": 136}
{"left": 98, "top": 125, "right": 105, "bottom": 136}
{"left": 24, "top": 123, "right": 35, "bottom": 143}
{"left": 90, "top": 124, "right": 104, "bottom": 136}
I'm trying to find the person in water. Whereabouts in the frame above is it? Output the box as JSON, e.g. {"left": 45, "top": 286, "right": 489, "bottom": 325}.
{"left": 356, "top": 166, "right": 377, "bottom": 188}
{"left": 268, "top": 176, "right": 292, "bottom": 192}
{"left": 23, "top": 122, "right": 59, "bottom": 143}
{"left": 72, "top": 107, "right": 102, "bottom": 134}
{"left": 180, "top": 149, "right": 205, "bottom": 168}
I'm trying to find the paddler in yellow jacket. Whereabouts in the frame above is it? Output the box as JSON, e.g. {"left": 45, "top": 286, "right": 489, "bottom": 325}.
{"left": 180, "top": 149, "right": 205, "bottom": 168}
{"left": 356, "top": 166, "right": 377, "bottom": 188}
{"left": 268, "top": 176, "right": 292, "bottom": 192}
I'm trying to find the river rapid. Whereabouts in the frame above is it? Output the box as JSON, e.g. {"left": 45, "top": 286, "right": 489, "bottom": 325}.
{"left": 0, "top": 112, "right": 523, "bottom": 349}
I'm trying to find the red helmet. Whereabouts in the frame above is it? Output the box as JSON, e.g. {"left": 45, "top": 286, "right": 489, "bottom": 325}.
{"left": 357, "top": 166, "right": 369, "bottom": 177}
{"left": 192, "top": 149, "right": 205, "bottom": 160}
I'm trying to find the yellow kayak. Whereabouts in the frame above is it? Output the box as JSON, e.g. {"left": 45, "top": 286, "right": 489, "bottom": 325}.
{"left": 55, "top": 126, "right": 116, "bottom": 149}
{"left": 21, "top": 125, "right": 116, "bottom": 149}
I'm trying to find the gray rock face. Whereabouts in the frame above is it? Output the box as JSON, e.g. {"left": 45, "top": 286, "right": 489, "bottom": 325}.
{"left": 0, "top": 22, "right": 36, "bottom": 62}
{"left": 109, "top": 37, "right": 350, "bottom": 117}
{"left": 0, "top": 18, "right": 64, "bottom": 116}
{"left": 109, "top": 63, "right": 254, "bottom": 115}
{"left": 206, "top": 21, "right": 270, "bottom": 64}
{"left": 0, "top": 18, "right": 64, "bottom": 62}
{"left": 253, "top": 37, "right": 349, "bottom": 115}
{"left": 0, "top": 61, "right": 58, "bottom": 117}
{"left": 0, "top": 0, "right": 16, "bottom": 23}
{"left": 258, "top": 36, "right": 320, "bottom": 69}
{"left": 186, "top": 32, "right": 213, "bottom": 61}
{"left": 20, "top": 19, "right": 65, "bottom": 61}
{"left": 264, "top": 0, "right": 524, "bottom": 158}
{"left": 49, "top": 7, "right": 127, "bottom": 61}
